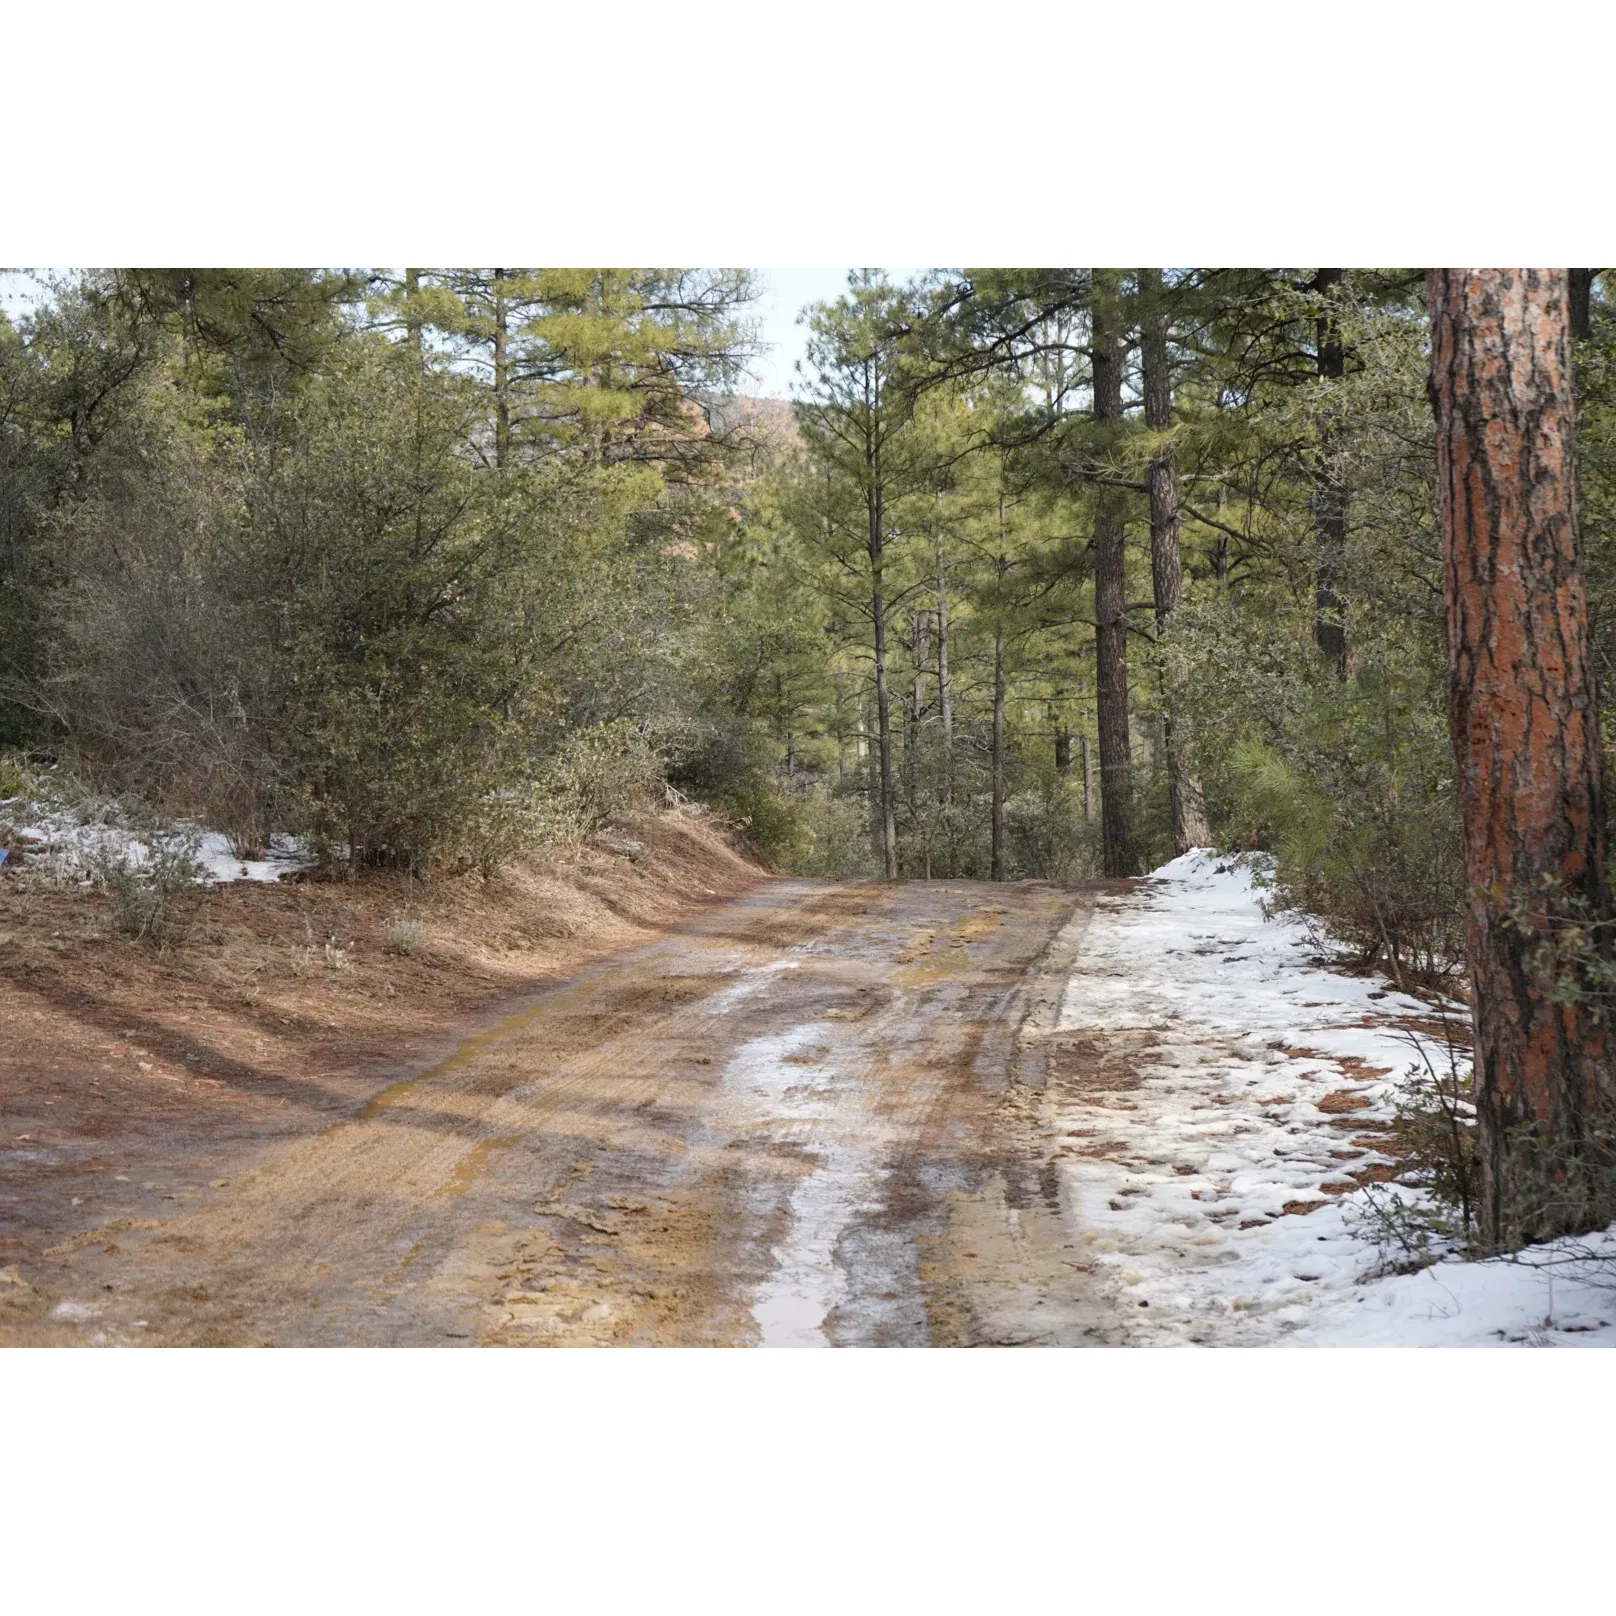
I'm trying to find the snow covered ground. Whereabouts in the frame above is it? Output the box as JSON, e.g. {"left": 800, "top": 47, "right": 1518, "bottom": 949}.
{"left": 1051, "top": 851, "right": 1616, "bottom": 1347}
{"left": 3, "top": 795, "right": 310, "bottom": 885}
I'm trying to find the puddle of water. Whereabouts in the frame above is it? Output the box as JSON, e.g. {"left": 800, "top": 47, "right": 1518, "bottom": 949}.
{"left": 722, "top": 1023, "right": 885, "bottom": 1348}
{"left": 708, "top": 959, "right": 801, "bottom": 1015}
{"left": 751, "top": 1140, "right": 879, "bottom": 1347}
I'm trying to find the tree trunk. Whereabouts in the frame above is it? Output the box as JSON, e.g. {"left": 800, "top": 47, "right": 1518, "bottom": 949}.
{"left": 1081, "top": 734, "right": 1094, "bottom": 823}
{"left": 493, "top": 267, "right": 511, "bottom": 470}
{"left": 1570, "top": 270, "right": 1596, "bottom": 341}
{"left": 1428, "top": 267, "right": 1614, "bottom": 1248}
{"left": 404, "top": 267, "right": 424, "bottom": 369}
{"left": 936, "top": 541, "right": 953, "bottom": 807}
{"left": 870, "top": 486, "right": 898, "bottom": 880}
{"left": 912, "top": 610, "right": 931, "bottom": 727}
{"left": 1091, "top": 273, "right": 1141, "bottom": 877}
{"left": 1311, "top": 269, "right": 1348, "bottom": 679}
{"left": 1054, "top": 710, "right": 1072, "bottom": 776}
{"left": 991, "top": 618, "right": 1006, "bottom": 881}
{"left": 1140, "top": 266, "right": 1211, "bottom": 854}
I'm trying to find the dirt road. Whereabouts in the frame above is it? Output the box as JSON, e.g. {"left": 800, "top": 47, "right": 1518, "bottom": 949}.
{"left": 4, "top": 877, "right": 1108, "bottom": 1346}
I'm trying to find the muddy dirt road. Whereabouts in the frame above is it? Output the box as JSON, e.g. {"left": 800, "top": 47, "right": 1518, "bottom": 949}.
{"left": 4, "top": 878, "right": 1107, "bottom": 1346}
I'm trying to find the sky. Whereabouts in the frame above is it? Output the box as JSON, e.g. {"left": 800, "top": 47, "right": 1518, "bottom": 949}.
{"left": 743, "top": 268, "right": 922, "bottom": 397}
{"left": 744, "top": 268, "right": 856, "bottom": 396}
{"left": 0, "top": 268, "right": 48, "bottom": 325}
{"left": 0, "top": 267, "right": 921, "bottom": 401}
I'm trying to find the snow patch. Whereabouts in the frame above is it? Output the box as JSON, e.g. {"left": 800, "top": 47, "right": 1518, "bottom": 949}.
{"left": 1052, "top": 850, "right": 1616, "bottom": 1347}
{"left": 4, "top": 797, "right": 311, "bottom": 886}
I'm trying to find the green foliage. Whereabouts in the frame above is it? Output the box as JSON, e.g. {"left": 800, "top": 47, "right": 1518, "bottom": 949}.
{"left": 88, "top": 830, "right": 205, "bottom": 943}
{"left": 0, "top": 267, "right": 759, "bottom": 878}
{"left": 1191, "top": 680, "right": 1464, "bottom": 986}
{"left": 6, "top": 265, "right": 1611, "bottom": 943}
{"left": 708, "top": 776, "right": 813, "bottom": 870}
{"left": 1005, "top": 766, "right": 1098, "bottom": 884}
{"left": 794, "top": 782, "right": 883, "bottom": 880}
{"left": 535, "top": 720, "right": 666, "bottom": 839}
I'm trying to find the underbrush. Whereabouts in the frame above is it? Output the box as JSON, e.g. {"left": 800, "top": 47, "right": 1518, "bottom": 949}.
{"left": 1004, "top": 770, "right": 1099, "bottom": 883}
{"left": 2, "top": 754, "right": 207, "bottom": 941}
{"left": 1219, "top": 735, "right": 1465, "bottom": 991}
{"left": 86, "top": 833, "right": 206, "bottom": 943}
{"left": 1178, "top": 596, "right": 1466, "bottom": 990}
{"left": 1349, "top": 1023, "right": 1478, "bottom": 1273}
{"left": 1, "top": 719, "right": 678, "bottom": 888}
{"left": 1349, "top": 1017, "right": 1616, "bottom": 1282}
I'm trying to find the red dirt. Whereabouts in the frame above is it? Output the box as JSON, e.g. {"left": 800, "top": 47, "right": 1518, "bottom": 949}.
{"left": 0, "top": 809, "right": 764, "bottom": 1280}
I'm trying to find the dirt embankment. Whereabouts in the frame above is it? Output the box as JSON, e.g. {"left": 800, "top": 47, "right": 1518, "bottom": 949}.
{"left": 0, "top": 809, "right": 764, "bottom": 1290}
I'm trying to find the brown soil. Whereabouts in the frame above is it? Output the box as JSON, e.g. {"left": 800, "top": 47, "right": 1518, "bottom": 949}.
{"left": 1, "top": 841, "right": 1098, "bottom": 1346}
{"left": 1316, "top": 1089, "right": 1376, "bottom": 1114}
{"left": 0, "top": 808, "right": 762, "bottom": 1304}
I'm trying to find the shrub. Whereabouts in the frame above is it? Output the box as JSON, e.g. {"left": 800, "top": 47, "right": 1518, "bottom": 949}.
{"left": 384, "top": 916, "right": 426, "bottom": 956}
{"left": 88, "top": 830, "right": 205, "bottom": 943}
{"left": 1004, "top": 767, "right": 1096, "bottom": 883}
{"left": 543, "top": 719, "right": 664, "bottom": 832}
{"left": 709, "top": 776, "right": 813, "bottom": 870}
{"left": 796, "top": 783, "right": 882, "bottom": 879}
{"left": 1216, "top": 722, "right": 1464, "bottom": 988}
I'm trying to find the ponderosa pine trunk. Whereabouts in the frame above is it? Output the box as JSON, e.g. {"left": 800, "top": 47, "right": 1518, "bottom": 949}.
{"left": 1569, "top": 270, "right": 1595, "bottom": 341}
{"left": 870, "top": 489, "right": 898, "bottom": 880}
{"left": 1081, "top": 734, "right": 1094, "bottom": 823}
{"left": 1140, "top": 267, "right": 1211, "bottom": 855}
{"left": 1091, "top": 274, "right": 1141, "bottom": 877}
{"left": 991, "top": 617, "right": 1006, "bottom": 881}
{"left": 936, "top": 541, "right": 953, "bottom": 807}
{"left": 1428, "top": 267, "right": 1615, "bottom": 1248}
{"left": 1311, "top": 268, "right": 1348, "bottom": 680}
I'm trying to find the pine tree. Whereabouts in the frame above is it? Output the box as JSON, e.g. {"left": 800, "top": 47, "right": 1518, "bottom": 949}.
{"left": 1090, "top": 270, "right": 1141, "bottom": 877}
{"left": 1138, "top": 267, "right": 1211, "bottom": 854}
{"left": 1429, "top": 267, "right": 1615, "bottom": 1246}
{"left": 794, "top": 273, "right": 925, "bottom": 879}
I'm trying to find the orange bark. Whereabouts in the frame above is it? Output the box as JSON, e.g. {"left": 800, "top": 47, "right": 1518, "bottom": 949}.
{"left": 1428, "top": 268, "right": 1613, "bottom": 1244}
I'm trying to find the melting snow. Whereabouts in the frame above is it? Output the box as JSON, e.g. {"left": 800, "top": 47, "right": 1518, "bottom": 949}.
{"left": 1052, "top": 850, "right": 1616, "bottom": 1347}
{"left": 6, "top": 799, "right": 311, "bottom": 886}
{"left": 721, "top": 1022, "right": 885, "bottom": 1347}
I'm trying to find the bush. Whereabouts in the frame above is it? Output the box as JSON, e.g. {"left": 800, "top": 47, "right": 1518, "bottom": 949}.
{"left": 88, "top": 830, "right": 205, "bottom": 943}
{"left": 384, "top": 916, "right": 426, "bottom": 956}
{"left": 1206, "top": 697, "right": 1464, "bottom": 987}
{"left": 540, "top": 719, "right": 664, "bottom": 833}
{"left": 796, "top": 782, "right": 882, "bottom": 879}
{"left": 1348, "top": 1021, "right": 1482, "bottom": 1273}
{"left": 710, "top": 776, "right": 813, "bottom": 870}
{"left": 1004, "top": 767, "right": 1096, "bottom": 882}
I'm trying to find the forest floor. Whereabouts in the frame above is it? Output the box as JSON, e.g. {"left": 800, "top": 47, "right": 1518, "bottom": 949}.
{"left": 6, "top": 831, "right": 1616, "bottom": 1347}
